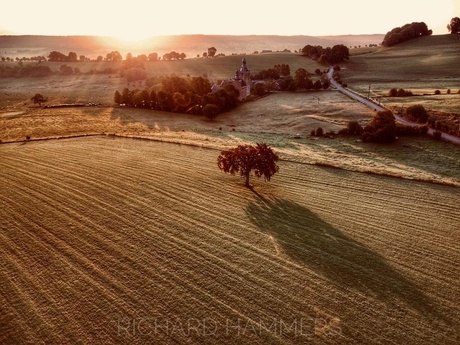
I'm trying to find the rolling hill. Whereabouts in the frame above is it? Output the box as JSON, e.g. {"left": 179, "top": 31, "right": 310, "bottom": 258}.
{"left": 0, "top": 34, "right": 384, "bottom": 58}
{"left": 342, "top": 34, "right": 460, "bottom": 86}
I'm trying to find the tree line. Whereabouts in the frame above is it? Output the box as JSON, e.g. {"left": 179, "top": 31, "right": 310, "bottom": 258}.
{"left": 114, "top": 75, "right": 239, "bottom": 119}
{"left": 43, "top": 47, "right": 219, "bottom": 62}
{"left": 252, "top": 64, "right": 329, "bottom": 93}
{"left": 300, "top": 44, "right": 349, "bottom": 64}
{"left": 382, "top": 22, "right": 432, "bottom": 47}
{"left": 0, "top": 63, "right": 116, "bottom": 78}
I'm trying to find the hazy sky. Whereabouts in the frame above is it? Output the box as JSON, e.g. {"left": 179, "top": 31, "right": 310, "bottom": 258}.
{"left": 1, "top": 0, "right": 458, "bottom": 39}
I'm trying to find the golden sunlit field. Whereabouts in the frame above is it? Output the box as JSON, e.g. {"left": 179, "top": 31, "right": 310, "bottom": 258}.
{"left": 1, "top": 136, "right": 459, "bottom": 344}
{"left": 1, "top": 36, "right": 460, "bottom": 344}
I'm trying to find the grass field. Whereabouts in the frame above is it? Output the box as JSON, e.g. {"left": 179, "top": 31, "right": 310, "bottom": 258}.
{"left": 2, "top": 90, "right": 459, "bottom": 186}
{"left": 0, "top": 52, "right": 323, "bottom": 107}
{"left": 341, "top": 35, "right": 460, "bottom": 114}
{"left": 0, "top": 52, "right": 324, "bottom": 83}
{"left": 1, "top": 136, "right": 459, "bottom": 344}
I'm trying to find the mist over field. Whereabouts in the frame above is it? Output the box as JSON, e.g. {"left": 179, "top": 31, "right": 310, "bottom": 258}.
{"left": 0, "top": 34, "right": 384, "bottom": 58}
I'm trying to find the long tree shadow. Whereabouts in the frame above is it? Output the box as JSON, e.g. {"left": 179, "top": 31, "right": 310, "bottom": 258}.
{"left": 246, "top": 195, "right": 448, "bottom": 323}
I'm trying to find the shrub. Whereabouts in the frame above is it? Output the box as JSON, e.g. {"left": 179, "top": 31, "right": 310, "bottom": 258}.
{"left": 347, "top": 121, "right": 363, "bottom": 135}
{"left": 310, "top": 130, "right": 316, "bottom": 136}
{"left": 397, "top": 88, "right": 406, "bottom": 97}
{"left": 315, "top": 127, "right": 324, "bottom": 137}
{"left": 338, "top": 128, "right": 349, "bottom": 135}
{"left": 434, "top": 90, "right": 441, "bottom": 95}
{"left": 202, "top": 104, "right": 220, "bottom": 120}
{"left": 252, "top": 83, "right": 266, "bottom": 96}
{"left": 389, "top": 88, "right": 398, "bottom": 97}
{"left": 406, "top": 104, "right": 429, "bottom": 123}
{"left": 395, "top": 124, "right": 428, "bottom": 136}
{"left": 447, "top": 89, "right": 451, "bottom": 94}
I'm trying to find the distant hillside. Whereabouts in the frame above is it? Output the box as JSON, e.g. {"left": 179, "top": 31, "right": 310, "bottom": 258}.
{"left": 0, "top": 34, "right": 384, "bottom": 58}
{"left": 341, "top": 34, "right": 460, "bottom": 97}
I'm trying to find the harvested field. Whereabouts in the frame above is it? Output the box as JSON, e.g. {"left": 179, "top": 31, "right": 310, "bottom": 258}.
{"left": 1, "top": 136, "right": 459, "bottom": 344}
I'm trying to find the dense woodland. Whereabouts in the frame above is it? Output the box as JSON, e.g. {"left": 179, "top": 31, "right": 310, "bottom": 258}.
{"left": 382, "top": 22, "right": 432, "bottom": 47}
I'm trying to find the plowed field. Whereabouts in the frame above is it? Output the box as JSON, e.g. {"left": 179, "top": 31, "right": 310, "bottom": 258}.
{"left": 1, "top": 136, "right": 459, "bottom": 344}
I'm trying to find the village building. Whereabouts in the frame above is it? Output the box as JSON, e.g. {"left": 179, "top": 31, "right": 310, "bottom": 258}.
{"left": 212, "top": 57, "right": 252, "bottom": 100}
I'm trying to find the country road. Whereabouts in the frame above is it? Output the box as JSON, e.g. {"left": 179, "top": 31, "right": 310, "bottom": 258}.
{"left": 327, "top": 68, "right": 460, "bottom": 145}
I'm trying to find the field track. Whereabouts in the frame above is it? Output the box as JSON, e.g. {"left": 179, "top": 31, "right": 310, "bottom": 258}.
{"left": 1, "top": 136, "right": 459, "bottom": 344}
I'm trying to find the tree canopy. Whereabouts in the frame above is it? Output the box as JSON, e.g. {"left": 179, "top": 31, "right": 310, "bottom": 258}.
{"left": 217, "top": 143, "right": 279, "bottom": 187}
{"left": 382, "top": 22, "right": 432, "bottom": 47}
{"left": 447, "top": 17, "right": 460, "bottom": 34}
{"left": 361, "top": 110, "right": 396, "bottom": 143}
{"left": 301, "top": 44, "right": 349, "bottom": 64}
{"left": 31, "top": 93, "right": 47, "bottom": 106}
{"left": 207, "top": 47, "right": 217, "bottom": 57}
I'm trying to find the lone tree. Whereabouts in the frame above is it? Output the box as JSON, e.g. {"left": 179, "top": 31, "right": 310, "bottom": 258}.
{"left": 447, "top": 17, "right": 460, "bottom": 34}
{"left": 217, "top": 143, "right": 279, "bottom": 187}
{"left": 207, "top": 47, "right": 217, "bottom": 57}
{"left": 31, "top": 93, "right": 47, "bottom": 106}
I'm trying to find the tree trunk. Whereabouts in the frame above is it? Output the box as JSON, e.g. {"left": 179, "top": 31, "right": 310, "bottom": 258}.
{"left": 244, "top": 171, "right": 250, "bottom": 188}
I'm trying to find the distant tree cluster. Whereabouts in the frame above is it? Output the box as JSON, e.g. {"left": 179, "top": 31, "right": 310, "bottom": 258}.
{"left": 282, "top": 68, "right": 329, "bottom": 92}
{"left": 253, "top": 68, "right": 280, "bottom": 80}
{"left": 0, "top": 61, "right": 118, "bottom": 78}
{"left": 162, "top": 51, "right": 187, "bottom": 60}
{"left": 252, "top": 64, "right": 291, "bottom": 80}
{"left": 119, "top": 54, "right": 148, "bottom": 81}
{"left": 47, "top": 51, "right": 80, "bottom": 62}
{"left": 1, "top": 55, "right": 46, "bottom": 62}
{"left": 0, "top": 64, "right": 53, "bottom": 78}
{"left": 114, "top": 75, "right": 239, "bottom": 118}
{"left": 382, "top": 22, "right": 432, "bottom": 47}
{"left": 274, "top": 64, "right": 290, "bottom": 76}
{"left": 301, "top": 44, "right": 349, "bottom": 64}
{"left": 447, "top": 17, "right": 460, "bottom": 34}
{"left": 388, "top": 88, "right": 413, "bottom": 97}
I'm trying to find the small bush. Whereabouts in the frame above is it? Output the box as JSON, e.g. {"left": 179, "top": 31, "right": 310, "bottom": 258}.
{"left": 434, "top": 90, "right": 441, "bottom": 95}
{"left": 447, "top": 89, "right": 451, "bottom": 95}
{"left": 397, "top": 88, "right": 406, "bottom": 97}
{"left": 202, "top": 104, "right": 220, "bottom": 120}
{"left": 310, "top": 130, "right": 316, "bottom": 136}
{"left": 347, "top": 121, "right": 363, "bottom": 135}
{"left": 315, "top": 127, "right": 324, "bottom": 137}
